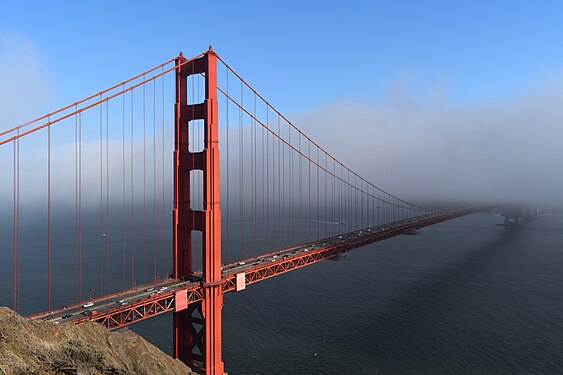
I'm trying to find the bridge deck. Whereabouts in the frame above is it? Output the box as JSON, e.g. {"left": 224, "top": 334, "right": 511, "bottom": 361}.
{"left": 30, "top": 208, "right": 478, "bottom": 330}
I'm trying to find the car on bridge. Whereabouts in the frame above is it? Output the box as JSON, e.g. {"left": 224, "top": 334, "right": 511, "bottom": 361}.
{"left": 82, "top": 302, "right": 94, "bottom": 308}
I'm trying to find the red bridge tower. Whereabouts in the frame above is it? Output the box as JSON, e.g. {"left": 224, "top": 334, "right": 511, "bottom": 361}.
{"left": 173, "top": 48, "right": 224, "bottom": 375}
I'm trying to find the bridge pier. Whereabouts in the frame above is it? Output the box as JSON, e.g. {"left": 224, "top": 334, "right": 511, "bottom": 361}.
{"left": 173, "top": 48, "right": 224, "bottom": 375}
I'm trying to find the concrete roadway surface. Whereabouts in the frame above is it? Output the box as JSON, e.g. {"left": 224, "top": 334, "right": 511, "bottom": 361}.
{"left": 221, "top": 212, "right": 440, "bottom": 274}
{"left": 33, "top": 279, "right": 194, "bottom": 325}
{"left": 32, "top": 213, "right": 440, "bottom": 325}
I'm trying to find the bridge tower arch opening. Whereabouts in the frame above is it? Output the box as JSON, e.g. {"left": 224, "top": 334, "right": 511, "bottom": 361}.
{"left": 173, "top": 48, "right": 224, "bottom": 375}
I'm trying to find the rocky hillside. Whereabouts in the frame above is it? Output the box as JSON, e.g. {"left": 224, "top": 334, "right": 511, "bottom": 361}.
{"left": 0, "top": 307, "right": 197, "bottom": 375}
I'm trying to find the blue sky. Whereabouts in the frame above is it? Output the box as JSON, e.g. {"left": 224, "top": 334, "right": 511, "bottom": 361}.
{"left": 2, "top": 1, "right": 563, "bottom": 205}
{"left": 2, "top": 1, "right": 563, "bottom": 113}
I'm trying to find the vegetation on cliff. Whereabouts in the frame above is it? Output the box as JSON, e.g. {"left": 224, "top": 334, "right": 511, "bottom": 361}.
{"left": 0, "top": 307, "right": 196, "bottom": 375}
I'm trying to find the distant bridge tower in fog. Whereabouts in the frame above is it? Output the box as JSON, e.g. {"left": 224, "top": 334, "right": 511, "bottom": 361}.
{"left": 500, "top": 205, "right": 541, "bottom": 226}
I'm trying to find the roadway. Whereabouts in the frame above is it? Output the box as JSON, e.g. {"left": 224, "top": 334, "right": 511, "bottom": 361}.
{"left": 31, "top": 279, "right": 197, "bottom": 324}
{"left": 220, "top": 211, "right": 444, "bottom": 275}
{"left": 30, "top": 209, "right": 471, "bottom": 327}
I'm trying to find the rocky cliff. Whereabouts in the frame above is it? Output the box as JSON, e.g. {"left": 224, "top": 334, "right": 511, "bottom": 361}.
{"left": 0, "top": 307, "right": 197, "bottom": 375}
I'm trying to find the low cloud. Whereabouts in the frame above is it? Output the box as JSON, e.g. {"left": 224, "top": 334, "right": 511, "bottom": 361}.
{"left": 2, "top": 38, "right": 562, "bottom": 210}
{"left": 295, "top": 77, "right": 563, "bottom": 207}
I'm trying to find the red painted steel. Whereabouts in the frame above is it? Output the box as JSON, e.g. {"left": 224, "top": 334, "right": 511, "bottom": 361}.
{"left": 73, "top": 286, "right": 205, "bottom": 330}
{"left": 64, "top": 209, "right": 476, "bottom": 328}
{"left": 11, "top": 48, "right": 488, "bottom": 375}
{"left": 0, "top": 55, "right": 209, "bottom": 146}
{"left": 173, "top": 48, "right": 224, "bottom": 375}
{"left": 221, "top": 208, "right": 478, "bottom": 291}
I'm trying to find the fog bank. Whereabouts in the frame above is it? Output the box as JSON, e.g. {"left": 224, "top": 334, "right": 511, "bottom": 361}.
{"left": 295, "top": 78, "right": 563, "bottom": 207}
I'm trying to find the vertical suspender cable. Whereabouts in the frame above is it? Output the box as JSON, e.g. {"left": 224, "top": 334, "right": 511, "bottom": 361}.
{"left": 340, "top": 164, "right": 343, "bottom": 235}
{"left": 272, "top": 112, "right": 276, "bottom": 245}
{"left": 372, "top": 185, "right": 375, "bottom": 226}
{"left": 395, "top": 197, "right": 398, "bottom": 221}
{"left": 122, "top": 86, "right": 126, "bottom": 291}
{"left": 364, "top": 181, "right": 367, "bottom": 227}
{"left": 377, "top": 189, "right": 380, "bottom": 225}
{"left": 348, "top": 169, "right": 351, "bottom": 233}
{"left": 143, "top": 76, "right": 147, "bottom": 282}
{"left": 75, "top": 109, "right": 79, "bottom": 301}
{"left": 131, "top": 90, "right": 135, "bottom": 288}
{"left": 265, "top": 106, "right": 269, "bottom": 247}
{"left": 324, "top": 153, "right": 327, "bottom": 236}
{"left": 316, "top": 146, "right": 319, "bottom": 239}
{"left": 161, "top": 69, "right": 165, "bottom": 276}
{"left": 13, "top": 133, "right": 17, "bottom": 310}
{"left": 382, "top": 194, "right": 385, "bottom": 224}
{"left": 344, "top": 165, "right": 347, "bottom": 234}
{"left": 11, "top": 130, "right": 21, "bottom": 311}
{"left": 47, "top": 121, "right": 51, "bottom": 311}
{"left": 106, "top": 101, "right": 110, "bottom": 294}
{"left": 360, "top": 178, "right": 369, "bottom": 228}
{"left": 369, "top": 185, "right": 372, "bottom": 226}
{"left": 354, "top": 174, "right": 357, "bottom": 230}
{"left": 13, "top": 132, "right": 21, "bottom": 311}
{"left": 290, "top": 126, "right": 293, "bottom": 244}
{"left": 360, "top": 179, "right": 363, "bottom": 228}
{"left": 352, "top": 174, "right": 355, "bottom": 230}
{"left": 308, "top": 141, "right": 311, "bottom": 241}
{"left": 225, "top": 68, "right": 229, "bottom": 264}
{"left": 281, "top": 117, "right": 285, "bottom": 248}
{"left": 299, "top": 134, "right": 302, "bottom": 243}
{"left": 153, "top": 79, "right": 157, "bottom": 280}
{"left": 253, "top": 93, "right": 257, "bottom": 256}
{"left": 371, "top": 185, "right": 373, "bottom": 227}
{"left": 369, "top": 184, "right": 372, "bottom": 226}
{"left": 17, "top": 131, "right": 20, "bottom": 310}
{"left": 239, "top": 80, "right": 244, "bottom": 259}
{"left": 262, "top": 103, "right": 265, "bottom": 250}
{"left": 79, "top": 112, "right": 83, "bottom": 301}
{"left": 17, "top": 131, "right": 20, "bottom": 311}
{"left": 332, "top": 159, "right": 335, "bottom": 235}
{"left": 385, "top": 194, "right": 388, "bottom": 224}
{"left": 277, "top": 115, "right": 281, "bottom": 248}
{"left": 99, "top": 95, "right": 103, "bottom": 294}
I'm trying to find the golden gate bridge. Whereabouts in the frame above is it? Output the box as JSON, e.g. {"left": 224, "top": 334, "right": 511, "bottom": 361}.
{"left": 0, "top": 47, "right": 478, "bottom": 375}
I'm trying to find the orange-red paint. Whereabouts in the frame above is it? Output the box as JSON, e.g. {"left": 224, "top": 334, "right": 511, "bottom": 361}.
{"left": 173, "top": 48, "right": 224, "bottom": 375}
